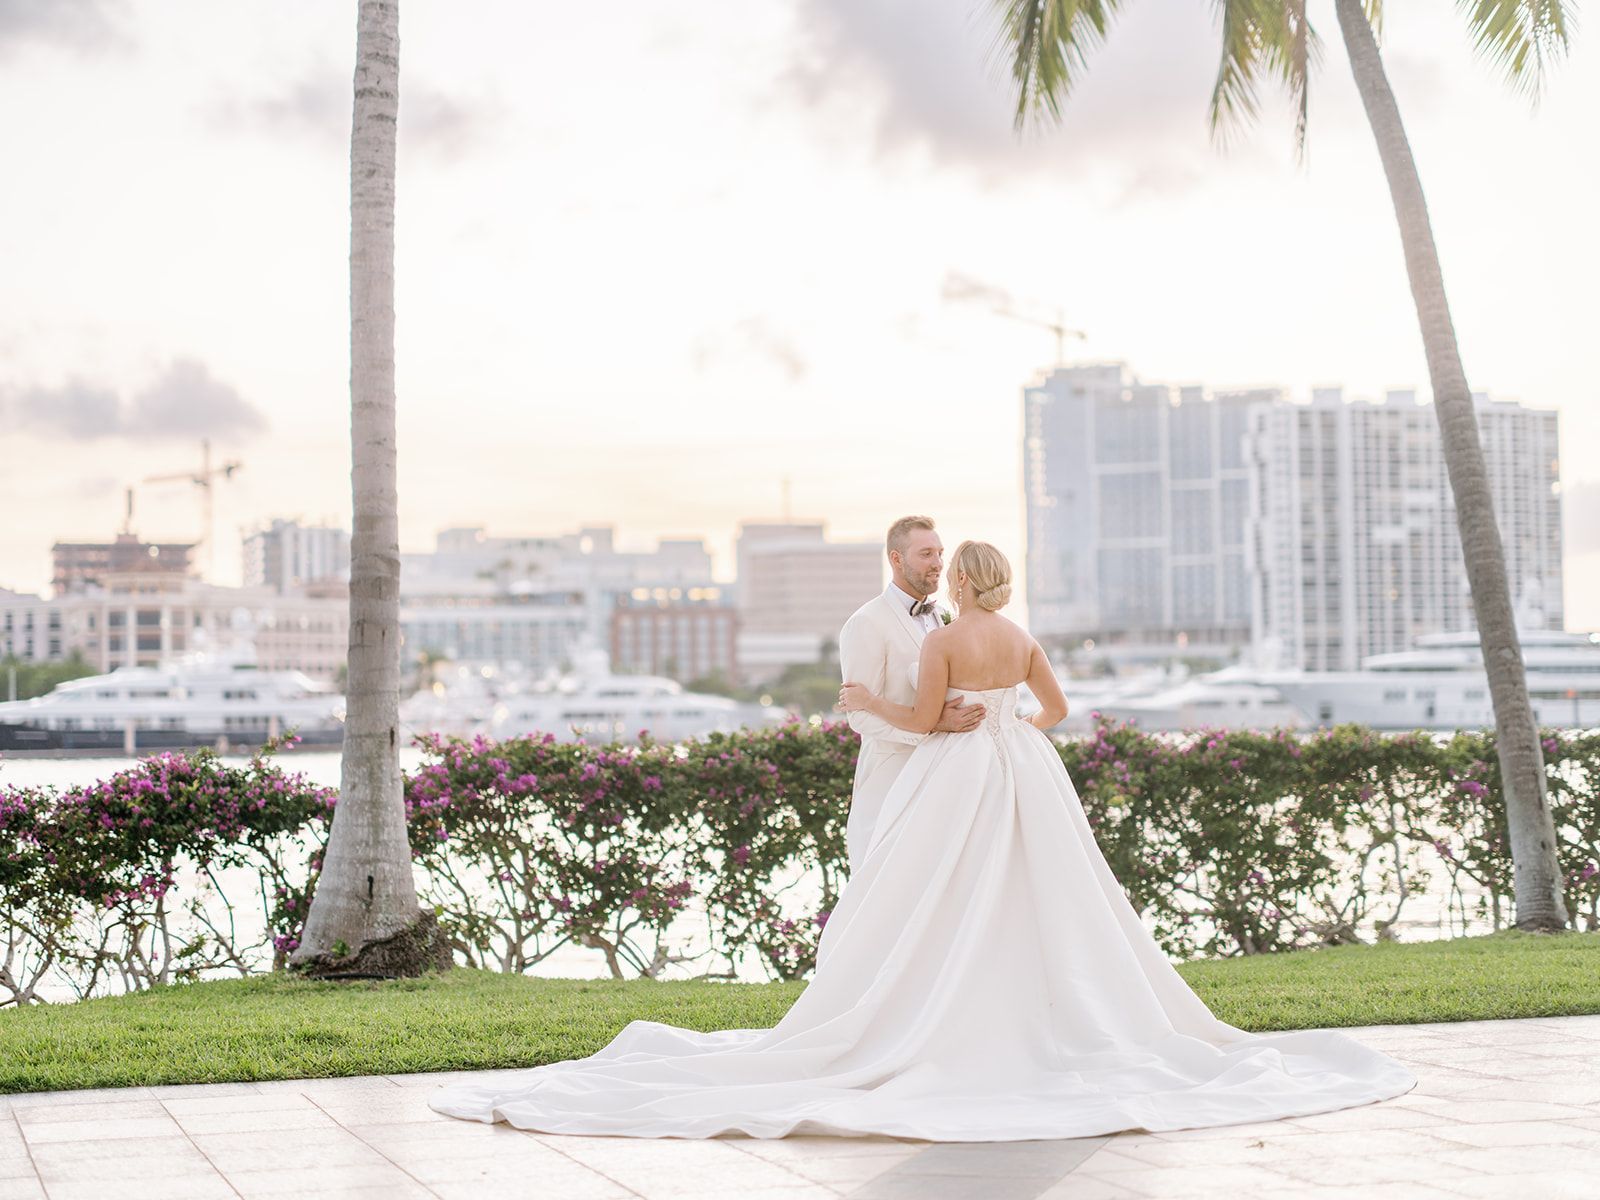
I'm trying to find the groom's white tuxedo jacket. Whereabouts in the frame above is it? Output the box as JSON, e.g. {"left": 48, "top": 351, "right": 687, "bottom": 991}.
{"left": 839, "top": 583, "right": 937, "bottom": 874}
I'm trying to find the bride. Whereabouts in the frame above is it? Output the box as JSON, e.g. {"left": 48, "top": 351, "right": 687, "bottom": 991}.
{"left": 428, "top": 540, "right": 1416, "bottom": 1140}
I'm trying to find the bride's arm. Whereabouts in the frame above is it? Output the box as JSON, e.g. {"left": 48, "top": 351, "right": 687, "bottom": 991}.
{"left": 1025, "top": 640, "right": 1069, "bottom": 730}
{"left": 839, "top": 635, "right": 951, "bottom": 734}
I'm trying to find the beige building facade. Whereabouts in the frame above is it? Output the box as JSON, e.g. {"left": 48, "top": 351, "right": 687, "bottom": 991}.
{"left": 1, "top": 577, "right": 349, "bottom": 683}
{"left": 735, "top": 522, "right": 882, "bottom": 644}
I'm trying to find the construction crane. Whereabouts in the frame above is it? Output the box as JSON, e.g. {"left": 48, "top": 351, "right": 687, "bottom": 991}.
{"left": 143, "top": 439, "right": 244, "bottom": 580}
{"left": 940, "top": 272, "right": 1088, "bottom": 368}
{"left": 991, "top": 306, "right": 1087, "bottom": 366}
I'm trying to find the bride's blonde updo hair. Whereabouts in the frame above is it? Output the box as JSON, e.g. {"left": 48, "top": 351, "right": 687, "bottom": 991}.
{"left": 949, "top": 540, "right": 1012, "bottom": 612}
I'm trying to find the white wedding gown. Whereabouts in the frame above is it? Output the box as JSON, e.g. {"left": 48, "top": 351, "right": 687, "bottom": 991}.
{"left": 428, "top": 681, "right": 1416, "bottom": 1140}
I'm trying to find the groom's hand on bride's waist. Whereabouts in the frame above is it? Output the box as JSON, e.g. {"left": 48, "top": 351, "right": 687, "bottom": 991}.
{"left": 936, "top": 698, "right": 985, "bottom": 733}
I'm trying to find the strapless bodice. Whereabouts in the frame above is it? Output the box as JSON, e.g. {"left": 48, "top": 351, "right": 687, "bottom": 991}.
{"left": 907, "top": 663, "right": 1022, "bottom": 732}
{"left": 946, "top": 685, "right": 1020, "bottom": 730}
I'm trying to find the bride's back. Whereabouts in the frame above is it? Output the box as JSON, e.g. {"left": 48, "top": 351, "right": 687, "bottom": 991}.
{"left": 940, "top": 612, "right": 1035, "bottom": 692}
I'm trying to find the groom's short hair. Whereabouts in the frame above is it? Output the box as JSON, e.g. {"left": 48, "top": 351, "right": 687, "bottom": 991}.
{"left": 886, "top": 515, "right": 936, "bottom": 558}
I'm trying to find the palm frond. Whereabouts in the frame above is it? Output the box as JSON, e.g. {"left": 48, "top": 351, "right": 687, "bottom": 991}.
{"left": 1209, "top": 0, "right": 1321, "bottom": 157}
{"left": 1457, "top": 0, "right": 1573, "bottom": 96}
{"left": 989, "top": 0, "right": 1126, "bottom": 131}
{"left": 1279, "top": 0, "right": 1318, "bottom": 153}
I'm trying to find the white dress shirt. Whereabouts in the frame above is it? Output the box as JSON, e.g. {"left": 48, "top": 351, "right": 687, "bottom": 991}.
{"left": 889, "top": 581, "right": 942, "bottom": 637}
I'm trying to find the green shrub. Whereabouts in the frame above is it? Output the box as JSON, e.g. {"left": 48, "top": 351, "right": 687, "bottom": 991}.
{"left": 3, "top": 719, "right": 1596, "bottom": 1008}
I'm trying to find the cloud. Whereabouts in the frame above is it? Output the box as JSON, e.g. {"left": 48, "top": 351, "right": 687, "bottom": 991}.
{"left": 231, "top": 75, "right": 341, "bottom": 136}
{"left": 3, "top": 380, "right": 120, "bottom": 438}
{"left": 403, "top": 90, "right": 490, "bottom": 159}
{"left": 212, "top": 68, "right": 503, "bottom": 161}
{"left": 783, "top": 0, "right": 1284, "bottom": 189}
{"left": 128, "top": 358, "right": 267, "bottom": 439}
{"left": 4, "top": 359, "right": 267, "bottom": 442}
{"left": 0, "top": 0, "right": 126, "bottom": 56}
{"left": 692, "top": 318, "right": 809, "bottom": 383}
{"left": 941, "top": 271, "right": 1021, "bottom": 311}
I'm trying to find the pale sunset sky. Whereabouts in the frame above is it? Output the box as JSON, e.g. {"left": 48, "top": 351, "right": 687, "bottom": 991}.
{"left": 0, "top": 1, "right": 1595, "bottom": 627}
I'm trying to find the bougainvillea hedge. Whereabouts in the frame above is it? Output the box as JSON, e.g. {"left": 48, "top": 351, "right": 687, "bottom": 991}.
{"left": 3, "top": 719, "right": 1596, "bottom": 1006}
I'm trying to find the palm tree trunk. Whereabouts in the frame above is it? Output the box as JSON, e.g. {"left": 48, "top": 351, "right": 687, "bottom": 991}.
{"left": 292, "top": 0, "right": 448, "bottom": 977}
{"left": 1334, "top": 0, "right": 1565, "bottom": 931}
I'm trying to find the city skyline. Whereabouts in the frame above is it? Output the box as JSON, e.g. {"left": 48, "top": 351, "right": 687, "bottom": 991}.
{"left": 6, "top": 372, "right": 1590, "bottom": 630}
{"left": 1, "top": 2, "right": 1595, "bottom": 626}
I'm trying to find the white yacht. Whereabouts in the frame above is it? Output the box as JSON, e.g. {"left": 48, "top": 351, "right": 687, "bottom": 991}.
{"left": 1044, "top": 667, "right": 1181, "bottom": 734}
{"left": 400, "top": 663, "right": 502, "bottom": 739}
{"left": 484, "top": 649, "right": 788, "bottom": 744}
{"left": 1091, "top": 667, "right": 1306, "bottom": 732}
{"left": 0, "top": 648, "right": 345, "bottom": 752}
{"left": 1259, "top": 629, "right": 1600, "bottom": 730}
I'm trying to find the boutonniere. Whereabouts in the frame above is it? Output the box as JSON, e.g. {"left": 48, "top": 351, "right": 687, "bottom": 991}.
{"left": 939, "top": 610, "right": 952, "bottom": 626}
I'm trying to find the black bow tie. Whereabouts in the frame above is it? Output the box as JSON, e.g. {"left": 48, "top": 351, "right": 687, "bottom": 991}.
{"left": 910, "top": 599, "right": 937, "bottom": 617}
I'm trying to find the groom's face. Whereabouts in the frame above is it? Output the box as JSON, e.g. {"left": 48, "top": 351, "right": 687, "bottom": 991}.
{"left": 895, "top": 530, "right": 943, "bottom": 597}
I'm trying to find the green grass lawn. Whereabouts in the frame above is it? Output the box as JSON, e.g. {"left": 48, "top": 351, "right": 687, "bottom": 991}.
{"left": 2, "top": 929, "right": 1596, "bottom": 1095}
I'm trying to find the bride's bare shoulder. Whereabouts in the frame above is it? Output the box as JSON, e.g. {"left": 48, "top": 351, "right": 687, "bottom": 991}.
{"left": 997, "top": 613, "right": 1034, "bottom": 641}
{"left": 1000, "top": 618, "right": 1044, "bottom": 664}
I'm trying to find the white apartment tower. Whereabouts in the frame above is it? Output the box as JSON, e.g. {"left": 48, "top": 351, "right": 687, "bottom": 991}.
{"left": 1023, "top": 364, "right": 1259, "bottom": 660}
{"left": 1244, "top": 389, "right": 1563, "bottom": 670}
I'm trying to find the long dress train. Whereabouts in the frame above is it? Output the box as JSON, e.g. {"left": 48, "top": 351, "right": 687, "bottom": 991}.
{"left": 427, "top": 684, "right": 1416, "bottom": 1140}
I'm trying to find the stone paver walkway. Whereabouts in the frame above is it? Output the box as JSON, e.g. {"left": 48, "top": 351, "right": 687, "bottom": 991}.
{"left": 3, "top": 1015, "right": 1597, "bottom": 1199}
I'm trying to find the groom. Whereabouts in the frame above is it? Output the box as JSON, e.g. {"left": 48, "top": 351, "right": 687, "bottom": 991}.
{"left": 837, "top": 515, "right": 983, "bottom": 873}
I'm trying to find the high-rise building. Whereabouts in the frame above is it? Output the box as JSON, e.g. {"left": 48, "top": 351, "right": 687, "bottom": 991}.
{"left": 1026, "top": 366, "right": 1565, "bottom": 670}
{"left": 735, "top": 521, "right": 882, "bottom": 643}
{"left": 1244, "top": 388, "right": 1563, "bottom": 670}
{"left": 1023, "top": 364, "right": 1258, "bottom": 662}
{"left": 242, "top": 519, "right": 350, "bottom": 594}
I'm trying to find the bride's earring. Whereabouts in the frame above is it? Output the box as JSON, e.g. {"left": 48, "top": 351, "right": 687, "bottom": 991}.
{"left": 957, "top": 581, "right": 964, "bottom": 607}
